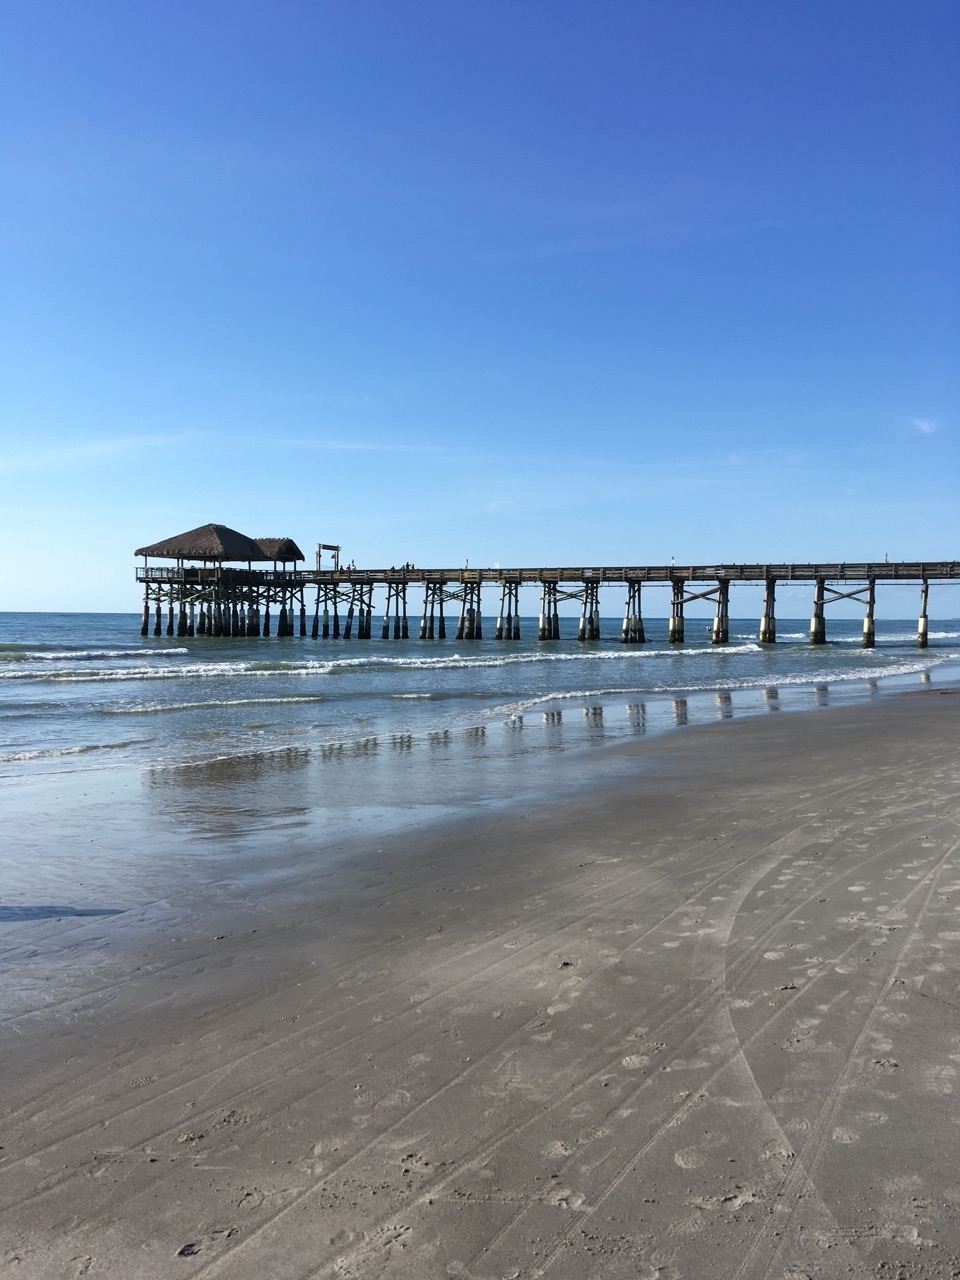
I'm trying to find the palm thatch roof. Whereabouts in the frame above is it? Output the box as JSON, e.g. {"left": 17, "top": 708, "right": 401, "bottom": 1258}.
{"left": 255, "top": 537, "right": 305, "bottom": 561}
{"left": 135, "top": 523, "right": 271, "bottom": 562}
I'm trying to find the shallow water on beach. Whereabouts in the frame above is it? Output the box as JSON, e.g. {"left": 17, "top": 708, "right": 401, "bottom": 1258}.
{"left": 1, "top": 610, "right": 959, "bottom": 919}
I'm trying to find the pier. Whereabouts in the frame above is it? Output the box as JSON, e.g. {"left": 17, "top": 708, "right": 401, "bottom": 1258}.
{"left": 136, "top": 525, "right": 959, "bottom": 649}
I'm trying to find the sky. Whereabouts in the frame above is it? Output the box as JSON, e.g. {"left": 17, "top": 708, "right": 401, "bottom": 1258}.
{"left": 1, "top": 0, "right": 958, "bottom": 613}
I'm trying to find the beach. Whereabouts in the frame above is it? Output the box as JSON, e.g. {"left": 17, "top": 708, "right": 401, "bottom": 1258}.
{"left": 2, "top": 689, "right": 959, "bottom": 1278}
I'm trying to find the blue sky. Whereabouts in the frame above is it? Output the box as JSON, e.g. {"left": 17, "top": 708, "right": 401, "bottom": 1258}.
{"left": 1, "top": 0, "right": 957, "bottom": 613}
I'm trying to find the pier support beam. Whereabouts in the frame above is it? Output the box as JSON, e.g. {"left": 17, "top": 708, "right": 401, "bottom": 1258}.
{"left": 918, "top": 579, "right": 929, "bottom": 649}
{"left": 668, "top": 579, "right": 685, "bottom": 644}
{"left": 539, "top": 582, "right": 554, "bottom": 640}
{"left": 621, "top": 581, "right": 645, "bottom": 644}
{"left": 383, "top": 581, "right": 407, "bottom": 639}
{"left": 711, "top": 579, "right": 730, "bottom": 645}
{"left": 496, "top": 580, "right": 520, "bottom": 640}
{"left": 577, "top": 582, "right": 600, "bottom": 641}
{"left": 453, "top": 581, "right": 482, "bottom": 640}
{"left": 419, "top": 585, "right": 430, "bottom": 639}
{"left": 300, "top": 602, "right": 307, "bottom": 637}
{"left": 759, "top": 578, "right": 777, "bottom": 643}
{"left": 810, "top": 578, "right": 826, "bottom": 645}
{"left": 862, "top": 578, "right": 876, "bottom": 649}
{"left": 417, "top": 582, "right": 448, "bottom": 640}
{"left": 141, "top": 599, "right": 150, "bottom": 637}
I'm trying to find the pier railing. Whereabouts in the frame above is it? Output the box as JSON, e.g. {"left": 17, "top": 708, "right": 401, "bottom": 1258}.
{"left": 137, "top": 561, "right": 959, "bottom": 587}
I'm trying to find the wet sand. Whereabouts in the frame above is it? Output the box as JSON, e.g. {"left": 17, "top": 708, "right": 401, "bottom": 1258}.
{"left": 2, "top": 691, "right": 960, "bottom": 1278}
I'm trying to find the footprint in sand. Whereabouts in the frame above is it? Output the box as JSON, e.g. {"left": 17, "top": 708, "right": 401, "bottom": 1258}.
{"left": 924, "top": 1064, "right": 956, "bottom": 1094}
{"left": 831, "top": 1125, "right": 860, "bottom": 1143}
{"left": 675, "top": 1146, "right": 705, "bottom": 1169}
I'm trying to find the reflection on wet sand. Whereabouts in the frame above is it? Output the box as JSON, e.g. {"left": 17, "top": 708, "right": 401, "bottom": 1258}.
{"left": 764, "top": 687, "right": 780, "bottom": 711}
{"left": 148, "top": 746, "right": 312, "bottom": 838}
{"left": 813, "top": 684, "right": 829, "bottom": 707}
{"left": 716, "top": 690, "right": 733, "bottom": 719}
{"left": 626, "top": 703, "right": 646, "bottom": 733}
{"left": 673, "top": 697, "right": 688, "bottom": 726}
{"left": 149, "top": 746, "right": 311, "bottom": 789}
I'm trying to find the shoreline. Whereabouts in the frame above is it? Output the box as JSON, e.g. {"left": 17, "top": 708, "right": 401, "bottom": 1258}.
{"left": 2, "top": 689, "right": 960, "bottom": 1276}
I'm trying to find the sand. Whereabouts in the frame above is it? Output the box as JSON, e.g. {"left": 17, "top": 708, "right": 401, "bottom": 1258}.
{"left": 2, "top": 690, "right": 960, "bottom": 1279}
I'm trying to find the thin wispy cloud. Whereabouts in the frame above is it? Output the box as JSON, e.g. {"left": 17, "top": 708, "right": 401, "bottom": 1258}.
{"left": 912, "top": 417, "right": 938, "bottom": 435}
{"left": 0, "top": 434, "right": 186, "bottom": 475}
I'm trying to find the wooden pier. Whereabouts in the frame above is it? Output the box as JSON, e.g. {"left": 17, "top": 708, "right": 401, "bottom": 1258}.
{"left": 136, "top": 525, "right": 959, "bottom": 649}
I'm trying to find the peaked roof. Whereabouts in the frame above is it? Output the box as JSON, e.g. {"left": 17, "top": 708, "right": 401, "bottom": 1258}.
{"left": 255, "top": 537, "right": 305, "bottom": 561}
{"left": 135, "top": 523, "right": 271, "bottom": 562}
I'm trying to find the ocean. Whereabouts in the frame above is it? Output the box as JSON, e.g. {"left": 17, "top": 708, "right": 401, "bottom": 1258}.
{"left": 1, "top": 609, "right": 958, "bottom": 956}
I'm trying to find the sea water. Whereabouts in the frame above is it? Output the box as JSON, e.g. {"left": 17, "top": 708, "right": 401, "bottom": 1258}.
{"left": 1, "top": 611, "right": 958, "bottom": 942}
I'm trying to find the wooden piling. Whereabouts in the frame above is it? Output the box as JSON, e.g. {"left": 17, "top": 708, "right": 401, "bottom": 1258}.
{"left": 918, "top": 579, "right": 929, "bottom": 649}
{"left": 668, "top": 579, "right": 685, "bottom": 643}
{"left": 810, "top": 577, "right": 826, "bottom": 644}
{"left": 759, "top": 577, "right": 776, "bottom": 643}
{"left": 141, "top": 600, "right": 150, "bottom": 637}
{"left": 622, "top": 582, "right": 644, "bottom": 643}
{"left": 862, "top": 578, "right": 876, "bottom": 648}
{"left": 711, "top": 579, "right": 730, "bottom": 645}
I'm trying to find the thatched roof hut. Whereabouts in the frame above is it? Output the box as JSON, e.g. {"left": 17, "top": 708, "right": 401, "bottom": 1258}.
{"left": 255, "top": 537, "right": 305, "bottom": 562}
{"left": 136, "top": 523, "right": 271, "bottom": 562}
